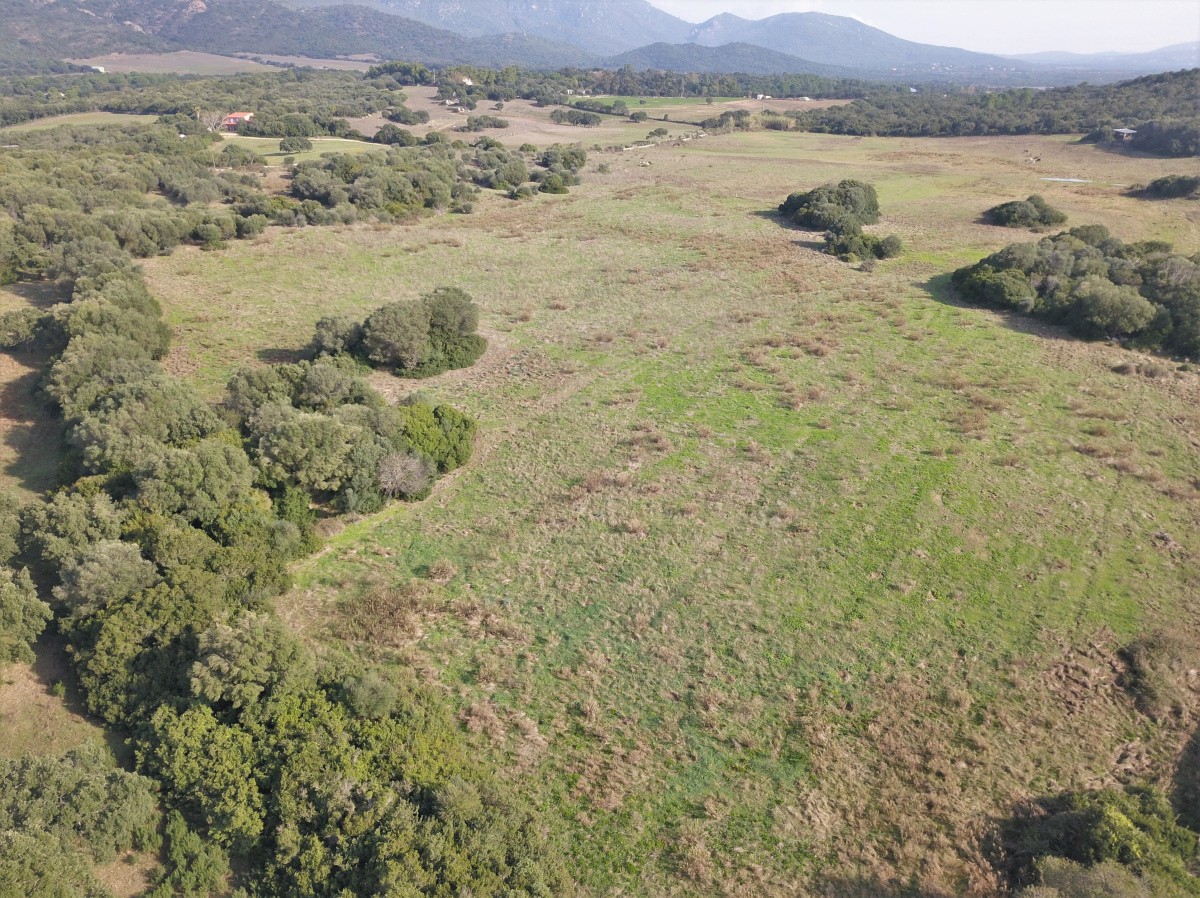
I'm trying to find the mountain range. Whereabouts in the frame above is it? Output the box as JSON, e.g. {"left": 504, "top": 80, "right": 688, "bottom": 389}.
{"left": 1, "top": 0, "right": 1195, "bottom": 84}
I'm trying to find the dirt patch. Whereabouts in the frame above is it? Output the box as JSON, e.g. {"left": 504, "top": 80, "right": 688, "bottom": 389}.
{"left": 94, "top": 852, "right": 160, "bottom": 898}
{"left": 0, "top": 637, "right": 112, "bottom": 760}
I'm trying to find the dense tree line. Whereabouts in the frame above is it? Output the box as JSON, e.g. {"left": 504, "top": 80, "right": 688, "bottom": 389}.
{"left": 953, "top": 225, "right": 1200, "bottom": 357}
{"left": 0, "top": 105, "right": 572, "bottom": 896}
{"left": 0, "top": 68, "right": 412, "bottom": 134}
{"left": 984, "top": 195, "right": 1068, "bottom": 229}
{"left": 778, "top": 180, "right": 903, "bottom": 262}
{"left": 366, "top": 60, "right": 905, "bottom": 106}
{"left": 783, "top": 69, "right": 1200, "bottom": 156}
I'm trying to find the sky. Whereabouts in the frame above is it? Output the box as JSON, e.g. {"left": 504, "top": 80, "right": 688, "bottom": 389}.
{"left": 646, "top": 1, "right": 1200, "bottom": 55}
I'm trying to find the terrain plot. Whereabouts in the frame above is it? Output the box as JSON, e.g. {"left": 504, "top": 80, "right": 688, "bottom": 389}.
{"left": 141, "top": 123, "right": 1200, "bottom": 896}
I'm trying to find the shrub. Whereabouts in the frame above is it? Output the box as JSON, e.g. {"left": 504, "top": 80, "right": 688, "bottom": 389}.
{"left": 1138, "top": 174, "right": 1200, "bottom": 199}
{"left": 986, "top": 195, "right": 1068, "bottom": 228}
{"left": 1068, "top": 276, "right": 1157, "bottom": 338}
{"left": 1006, "top": 786, "right": 1199, "bottom": 890}
{"left": 0, "top": 743, "right": 160, "bottom": 862}
{"left": 780, "top": 180, "right": 880, "bottom": 229}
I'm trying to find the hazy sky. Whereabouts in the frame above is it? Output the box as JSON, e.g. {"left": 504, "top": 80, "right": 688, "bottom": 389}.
{"left": 647, "top": 1, "right": 1200, "bottom": 55}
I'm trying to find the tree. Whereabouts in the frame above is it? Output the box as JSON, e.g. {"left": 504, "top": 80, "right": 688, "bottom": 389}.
{"left": 279, "top": 136, "right": 313, "bottom": 153}
{"left": 362, "top": 300, "right": 432, "bottom": 371}
{"left": 0, "top": 568, "right": 50, "bottom": 665}
{"left": 53, "top": 540, "right": 160, "bottom": 619}
{"left": 378, "top": 451, "right": 435, "bottom": 499}
{"left": 250, "top": 404, "right": 359, "bottom": 493}
{"left": 148, "top": 705, "right": 266, "bottom": 850}
{"left": 1070, "top": 276, "right": 1157, "bottom": 338}
{"left": 191, "top": 612, "right": 314, "bottom": 710}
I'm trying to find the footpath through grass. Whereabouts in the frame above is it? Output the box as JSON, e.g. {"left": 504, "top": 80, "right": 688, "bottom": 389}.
{"left": 144, "top": 130, "right": 1200, "bottom": 896}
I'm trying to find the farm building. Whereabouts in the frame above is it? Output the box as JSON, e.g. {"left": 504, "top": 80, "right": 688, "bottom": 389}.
{"left": 222, "top": 112, "right": 255, "bottom": 130}
{"left": 1113, "top": 127, "right": 1138, "bottom": 140}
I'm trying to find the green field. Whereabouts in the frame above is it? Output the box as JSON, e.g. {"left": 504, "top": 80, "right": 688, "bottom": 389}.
{"left": 67, "top": 51, "right": 274, "bottom": 75}
{"left": 574, "top": 95, "right": 743, "bottom": 108}
{"left": 132, "top": 128, "right": 1200, "bottom": 894}
{"left": 0, "top": 112, "right": 158, "bottom": 134}
{"left": 216, "top": 133, "right": 384, "bottom": 163}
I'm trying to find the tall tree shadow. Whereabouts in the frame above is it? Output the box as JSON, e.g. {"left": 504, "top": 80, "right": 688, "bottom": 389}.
{"left": 750, "top": 208, "right": 827, "bottom": 252}
{"left": 1173, "top": 723, "right": 1200, "bottom": 830}
{"left": 0, "top": 349, "right": 63, "bottom": 495}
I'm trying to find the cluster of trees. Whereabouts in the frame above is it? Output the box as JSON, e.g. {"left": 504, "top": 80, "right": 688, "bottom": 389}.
{"left": 312, "top": 286, "right": 486, "bottom": 380}
{"left": 700, "top": 109, "right": 753, "bottom": 132}
{"left": 288, "top": 144, "right": 475, "bottom": 218}
{"left": 0, "top": 78, "right": 572, "bottom": 896}
{"left": 366, "top": 61, "right": 898, "bottom": 106}
{"left": 226, "top": 355, "right": 477, "bottom": 513}
{"left": 985, "top": 195, "right": 1068, "bottom": 229}
{"left": 0, "top": 68, "right": 413, "bottom": 134}
{"left": 1136, "top": 174, "right": 1200, "bottom": 199}
{"left": 1, "top": 203, "right": 568, "bottom": 898}
{"left": 550, "top": 108, "right": 603, "bottom": 127}
{"left": 785, "top": 69, "right": 1199, "bottom": 156}
{"left": 953, "top": 225, "right": 1200, "bottom": 357}
{"left": 457, "top": 114, "right": 509, "bottom": 132}
{"left": 779, "top": 180, "right": 903, "bottom": 262}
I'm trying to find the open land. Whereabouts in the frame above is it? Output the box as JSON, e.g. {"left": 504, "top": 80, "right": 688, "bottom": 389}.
{"left": 126, "top": 113, "right": 1200, "bottom": 896}
{"left": 66, "top": 51, "right": 275, "bottom": 75}
{"left": 348, "top": 86, "right": 711, "bottom": 146}
{"left": 0, "top": 112, "right": 158, "bottom": 134}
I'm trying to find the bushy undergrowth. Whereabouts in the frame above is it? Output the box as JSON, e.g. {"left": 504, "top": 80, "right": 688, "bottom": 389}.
{"left": 1006, "top": 786, "right": 1200, "bottom": 896}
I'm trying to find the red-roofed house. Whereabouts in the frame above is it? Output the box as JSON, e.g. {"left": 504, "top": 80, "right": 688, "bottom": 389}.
{"left": 222, "top": 112, "right": 255, "bottom": 131}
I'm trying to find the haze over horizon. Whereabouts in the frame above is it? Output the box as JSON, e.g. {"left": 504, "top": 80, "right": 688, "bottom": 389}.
{"left": 647, "top": 0, "right": 1200, "bottom": 55}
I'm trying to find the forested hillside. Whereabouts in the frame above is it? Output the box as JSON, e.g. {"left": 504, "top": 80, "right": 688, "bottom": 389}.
{"left": 0, "top": 0, "right": 593, "bottom": 68}
{"left": 787, "top": 68, "right": 1200, "bottom": 155}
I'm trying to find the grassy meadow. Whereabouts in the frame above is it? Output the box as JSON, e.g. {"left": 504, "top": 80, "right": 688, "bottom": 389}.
{"left": 0, "top": 112, "right": 158, "bottom": 134}
{"left": 0, "top": 116, "right": 1170, "bottom": 895}
{"left": 139, "top": 126, "right": 1200, "bottom": 895}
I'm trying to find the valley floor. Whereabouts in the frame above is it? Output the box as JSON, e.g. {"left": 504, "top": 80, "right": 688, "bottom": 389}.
{"left": 5, "top": 122, "right": 1199, "bottom": 895}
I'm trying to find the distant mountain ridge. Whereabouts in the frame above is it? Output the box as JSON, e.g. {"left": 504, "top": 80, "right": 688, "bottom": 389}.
{"left": 0, "top": 0, "right": 1194, "bottom": 85}
{"left": 0, "top": 0, "right": 593, "bottom": 67}
{"left": 1007, "top": 42, "right": 1200, "bottom": 72}
{"left": 685, "top": 11, "right": 1027, "bottom": 76}
{"left": 605, "top": 42, "right": 858, "bottom": 78}
{"left": 284, "top": 0, "right": 691, "bottom": 55}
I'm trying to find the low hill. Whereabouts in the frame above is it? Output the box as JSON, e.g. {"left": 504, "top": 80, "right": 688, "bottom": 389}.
{"left": 1009, "top": 42, "right": 1200, "bottom": 73}
{"left": 603, "top": 42, "right": 856, "bottom": 78}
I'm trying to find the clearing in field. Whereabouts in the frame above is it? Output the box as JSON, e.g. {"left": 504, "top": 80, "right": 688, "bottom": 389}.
{"left": 0, "top": 112, "right": 158, "bottom": 134}
{"left": 65, "top": 51, "right": 275, "bottom": 75}
{"left": 60, "top": 122, "right": 1200, "bottom": 895}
